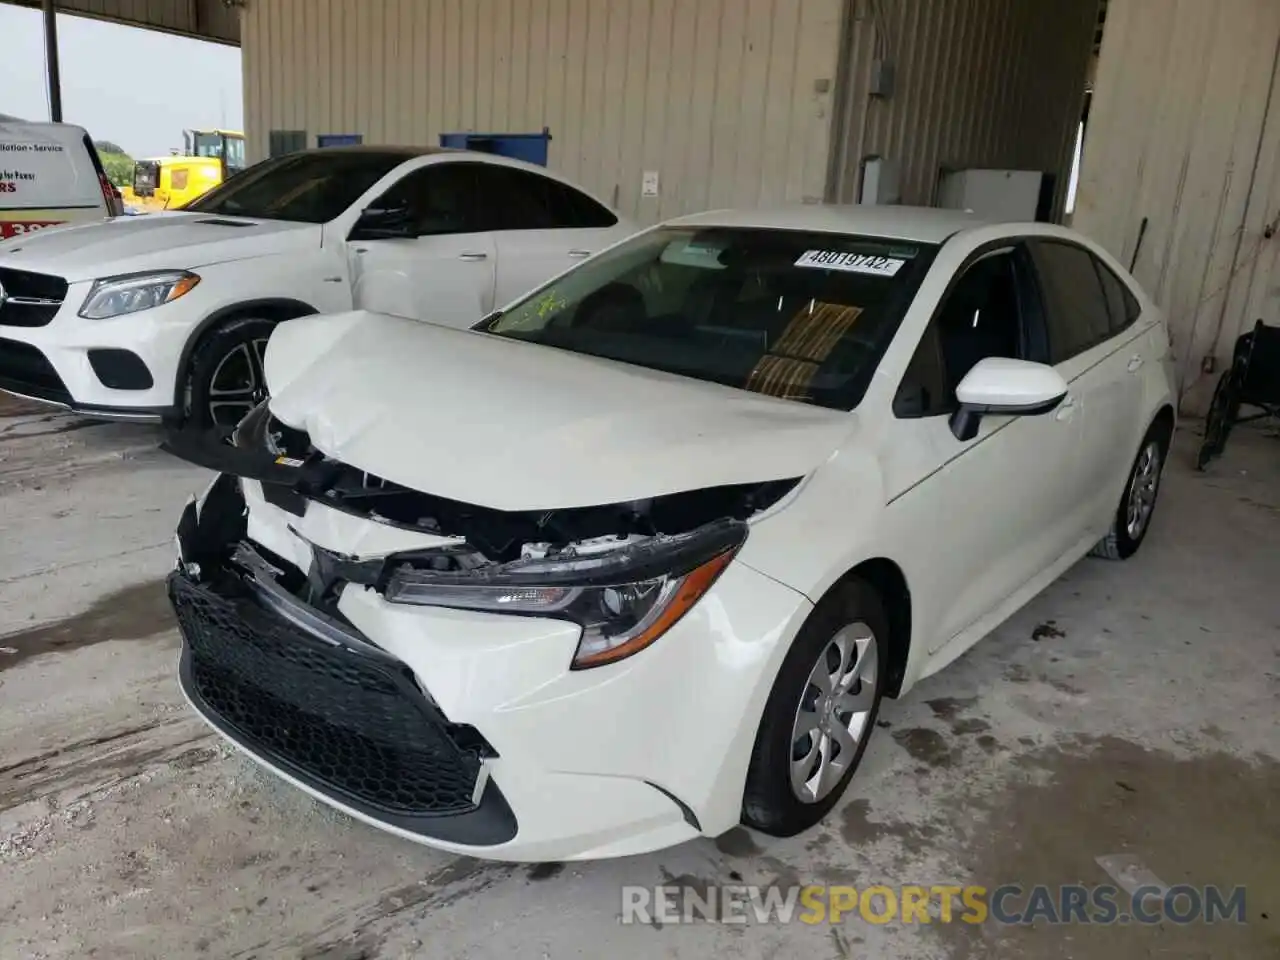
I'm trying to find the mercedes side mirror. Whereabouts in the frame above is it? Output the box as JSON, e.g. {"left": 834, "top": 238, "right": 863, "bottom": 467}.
{"left": 349, "top": 205, "right": 415, "bottom": 241}
{"left": 949, "top": 357, "right": 1068, "bottom": 441}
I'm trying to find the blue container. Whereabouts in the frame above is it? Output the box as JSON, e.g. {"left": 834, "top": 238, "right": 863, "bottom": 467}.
{"left": 317, "top": 133, "right": 364, "bottom": 148}
{"left": 438, "top": 128, "right": 551, "bottom": 166}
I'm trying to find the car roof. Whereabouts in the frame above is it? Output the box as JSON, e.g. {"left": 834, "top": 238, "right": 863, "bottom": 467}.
{"left": 285, "top": 144, "right": 552, "bottom": 172}
{"left": 664, "top": 204, "right": 991, "bottom": 244}
{"left": 289, "top": 144, "right": 451, "bottom": 158}
{"left": 0, "top": 119, "right": 90, "bottom": 137}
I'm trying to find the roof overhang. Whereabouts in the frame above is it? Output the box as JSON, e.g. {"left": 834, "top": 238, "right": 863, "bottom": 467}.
{"left": 1, "top": 0, "right": 239, "bottom": 46}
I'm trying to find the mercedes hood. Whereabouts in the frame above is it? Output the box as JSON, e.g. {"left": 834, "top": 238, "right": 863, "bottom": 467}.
{"left": 262, "top": 311, "right": 856, "bottom": 512}
{"left": 0, "top": 212, "right": 320, "bottom": 282}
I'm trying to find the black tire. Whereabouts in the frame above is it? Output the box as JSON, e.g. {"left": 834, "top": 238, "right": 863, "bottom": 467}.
{"left": 741, "top": 578, "right": 889, "bottom": 837}
{"left": 1090, "top": 419, "right": 1171, "bottom": 561}
{"left": 183, "top": 317, "right": 277, "bottom": 433}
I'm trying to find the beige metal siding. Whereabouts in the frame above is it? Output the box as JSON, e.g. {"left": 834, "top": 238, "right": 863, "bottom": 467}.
{"left": 828, "top": 0, "right": 1096, "bottom": 213}
{"left": 1073, "top": 0, "right": 1280, "bottom": 407}
{"left": 7, "top": 0, "right": 239, "bottom": 44}
{"left": 241, "top": 0, "right": 844, "bottom": 223}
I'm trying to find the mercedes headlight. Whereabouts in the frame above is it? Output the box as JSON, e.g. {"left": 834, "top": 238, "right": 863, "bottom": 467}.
{"left": 79, "top": 270, "right": 200, "bottom": 319}
{"left": 385, "top": 519, "right": 747, "bottom": 669}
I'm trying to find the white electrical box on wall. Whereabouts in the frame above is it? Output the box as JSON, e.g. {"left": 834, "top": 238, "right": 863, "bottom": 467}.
{"left": 859, "top": 157, "right": 900, "bottom": 205}
{"left": 937, "top": 168, "right": 1045, "bottom": 221}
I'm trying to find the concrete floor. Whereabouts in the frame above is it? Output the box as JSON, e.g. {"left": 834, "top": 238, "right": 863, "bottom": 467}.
{"left": 1, "top": 392, "right": 1277, "bottom": 960}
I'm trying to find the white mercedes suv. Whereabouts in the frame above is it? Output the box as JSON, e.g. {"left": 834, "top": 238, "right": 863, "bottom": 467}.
{"left": 166, "top": 205, "right": 1177, "bottom": 862}
{"left": 0, "top": 146, "right": 633, "bottom": 428}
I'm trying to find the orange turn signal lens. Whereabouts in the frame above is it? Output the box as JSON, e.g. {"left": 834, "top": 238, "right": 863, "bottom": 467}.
{"left": 165, "top": 273, "right": 201, "bottom": 302}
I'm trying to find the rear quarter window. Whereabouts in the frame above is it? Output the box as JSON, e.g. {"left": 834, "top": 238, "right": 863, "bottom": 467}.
{"left": 1095, "top": 257, "right": 1142, "bottom": 333}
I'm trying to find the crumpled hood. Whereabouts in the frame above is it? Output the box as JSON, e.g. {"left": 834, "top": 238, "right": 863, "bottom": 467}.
{"left": 0, "top": 212, "right": 319, "bottom": 282}
{"left": 264, "top": 311, "right": 856, "bottom": 511}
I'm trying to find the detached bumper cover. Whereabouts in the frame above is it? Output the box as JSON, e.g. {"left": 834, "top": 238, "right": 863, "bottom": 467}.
{"left": 169, "top": 492, "right": 517, "bottom": 847}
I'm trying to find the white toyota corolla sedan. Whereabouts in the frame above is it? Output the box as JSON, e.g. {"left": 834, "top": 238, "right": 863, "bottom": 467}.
{"left": 166, "top": 205, "right": 1177, "bottom": 862}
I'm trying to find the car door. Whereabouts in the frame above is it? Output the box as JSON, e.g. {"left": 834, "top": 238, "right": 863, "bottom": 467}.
{"left": 348, "top": 162, "right": 497, "bottom": 326}
{"left": 1027, "top": 239, "right": 1149, "bottom": 529}
{"left": 884, "top": 241, "right": 1084, "bottom": 655}
{"left": 475, "top": 164, "right": 625, "bottom": 307}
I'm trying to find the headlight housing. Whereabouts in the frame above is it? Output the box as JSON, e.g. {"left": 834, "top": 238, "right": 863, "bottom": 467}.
{"left": 384, "top": 519, "right": 747, "bottom": 669}
{"left": 79, "top": 270, "right": 200, "bottom": 319}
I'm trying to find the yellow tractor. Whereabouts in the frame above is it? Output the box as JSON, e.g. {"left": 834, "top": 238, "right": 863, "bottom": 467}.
{"left": 123, "top": 129, "right": 246, "bottom": 213}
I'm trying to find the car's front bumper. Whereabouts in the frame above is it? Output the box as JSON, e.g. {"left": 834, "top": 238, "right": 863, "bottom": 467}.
{"left": 170, "top": 472, "right": 813, "bottom": 861}
{"left": 0, "top": 277, "right": 195, "bottom": 419}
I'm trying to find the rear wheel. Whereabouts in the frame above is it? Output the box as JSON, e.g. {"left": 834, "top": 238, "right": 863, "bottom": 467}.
{"left": 1091, "top": 421, "right": 1169, "bottom": 561}
{"left": 741, "top": 579, "right": 887, "bottom": 837}
{"left": 184, "top": 317, "right": 276, "bottom": 433}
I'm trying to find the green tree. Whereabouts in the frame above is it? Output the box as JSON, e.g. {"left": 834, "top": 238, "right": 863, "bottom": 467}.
{"left": 92, "top": 141, "right": 134, "bottom": 187}
{"left": 99, "top": 151, "right": 135, "bottom": 189}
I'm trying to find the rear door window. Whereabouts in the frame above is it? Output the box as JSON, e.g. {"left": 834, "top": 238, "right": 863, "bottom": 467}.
{"left": 473, "top": 165, "right": 616, "bottom": 231}
{"left": 543, "top": 178, "right": 617, "bottom": 228}
{"left": 473, "top": 165, "right": 558, "bottom": 231}
{"left": 1028, "top": 239, "right": 1114, "bottom": 363}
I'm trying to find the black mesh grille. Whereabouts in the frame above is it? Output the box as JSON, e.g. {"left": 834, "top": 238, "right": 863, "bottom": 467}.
{"left": 169, "top": 573, "right": 483, "bottom": 816}
{"left": 0, "top": 338, "right": 70, "bottom": 402}
{"left": 0, "top": 267, "right": 68, "bottom": 328}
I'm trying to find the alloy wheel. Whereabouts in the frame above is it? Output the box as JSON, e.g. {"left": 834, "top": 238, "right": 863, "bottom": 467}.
{"left": 789, "top": 621, "right": 879, "bottom": 804}
{"left": 207, "top": 337, "right": 270, "bottom": 429}
{"left": 1125, "top": 440, "right": 1161, "bottom": 540}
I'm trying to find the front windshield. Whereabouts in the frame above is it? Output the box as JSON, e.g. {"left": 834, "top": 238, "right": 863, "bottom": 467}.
{"left": 192, "top": 133, "right": 224, "bottom": 159}
{"left": 485, "top": 226, "right": 936, "bottom": 411}
{"left": 185, "top": 151, "right": 407, "bottom": 222}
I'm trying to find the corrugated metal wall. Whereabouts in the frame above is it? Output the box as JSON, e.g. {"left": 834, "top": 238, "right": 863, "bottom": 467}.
{"left": 827, "top": 0, "right": 1097, "bottom": 211}
{"left": 6, "top": 0, "right": 239, "bottom": 44}
{"left": 242, "top": 0, "right": 845, "bottom": 223}
{"left": 1073, "top": 0, "right": 1280, "bottom": 409}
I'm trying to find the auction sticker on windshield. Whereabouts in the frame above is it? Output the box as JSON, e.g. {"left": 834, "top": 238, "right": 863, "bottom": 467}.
{"left": 794, "top": 250, "right": 905, "bottom": 277}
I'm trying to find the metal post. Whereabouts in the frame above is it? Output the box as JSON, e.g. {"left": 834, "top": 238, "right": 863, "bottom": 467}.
{"left": 43, "top": 0, "right": 63, "bottom": 122}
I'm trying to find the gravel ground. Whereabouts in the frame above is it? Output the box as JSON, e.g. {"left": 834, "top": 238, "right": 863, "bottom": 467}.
{"left": 1, "top": 394, "right": 1277, "bottom": 959}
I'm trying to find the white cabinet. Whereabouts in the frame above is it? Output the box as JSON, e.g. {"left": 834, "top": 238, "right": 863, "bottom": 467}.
{"left": 938, "top": 169, "right": 1045, "bottom": 221}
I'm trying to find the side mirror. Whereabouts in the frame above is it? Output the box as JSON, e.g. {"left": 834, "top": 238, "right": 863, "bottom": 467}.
{"left": 949, "top": 357, "right": 1068, "bottom": 441}
{"left": 348, "top": 205, "right": 415, "bottom": 241}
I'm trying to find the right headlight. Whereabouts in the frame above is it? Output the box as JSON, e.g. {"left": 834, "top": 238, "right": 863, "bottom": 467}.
{"left": 79, "top": 270, "right": 200, "bottom": 319}
{"left": 384, "top": 518, "right": 747, "bottom": 669}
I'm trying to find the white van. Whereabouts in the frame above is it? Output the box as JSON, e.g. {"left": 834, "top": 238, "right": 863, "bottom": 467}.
{"left": 0, "top": 119, "right": 122, "bottom": 240}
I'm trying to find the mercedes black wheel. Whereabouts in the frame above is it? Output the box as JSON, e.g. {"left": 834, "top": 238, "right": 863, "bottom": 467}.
{"left": 184, "top": 317, "right": 276, "bottom": 434}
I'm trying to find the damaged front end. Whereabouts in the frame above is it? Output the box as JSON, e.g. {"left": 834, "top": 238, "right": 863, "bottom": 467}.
{"left": 165, "top": 401, "right": 797, "bottom": 667}
{"left": 169, "top": 474, "right": 517, "bottom": 845}
{"left": 164, "top": 404, "right": 798, "bottom": 843}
